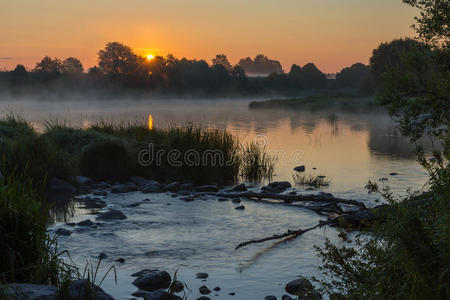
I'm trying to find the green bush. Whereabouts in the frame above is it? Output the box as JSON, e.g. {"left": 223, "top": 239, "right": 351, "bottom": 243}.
{"left": 79, "top": 139, "right": 133, "bottom": 181}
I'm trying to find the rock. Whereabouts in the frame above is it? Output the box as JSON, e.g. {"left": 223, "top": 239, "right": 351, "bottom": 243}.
{"left": 294, "top": 165, "right": 305, "bottom": 172}
{"left": 3, "top": 283, "right": 58, "bottom": 300}
{"left": 129, "top": 176, "right": 156, "bottom": 187}
{"left": 177, "top": 190, "right": 191, "bottom": 196}
{"left": 282, "top": 295, "right": 294, "bottom": 300}
{"left": 264, "top": 181, "right": 292, "bottom": 193}
{"left": 162, "top": 182, "right": 180, "bottom": 192}
{"left": 181, "top": 197, "right": 195, "bottom": 202}
{"left": 56, "top": 228, "right": 72, "bottom": 236}
{"left": 111, "top": 184, "right": 129, "bottom": 193}
{"left": 235, "top": 205, "right": 245, "bottom": 210}
{"left": 217, "top": 197, "right": 229, "bottom": 202}
{"left": 131, "top": 290, "right": 182, "bottom": 300}
{"left": 66, "top": 222, "right": 76, "bottom": 227}
{"left": 179, "top": 183, "right": 194, "bottom": 190}
{"left": 92, "top": 182, "right": 111, "bottom": 189}
{"left": 77, "top": 219, "right": 94, "bottom": 226}
{"left": 128, "top": 202, "right": 141, "bottom": 207}
{"left": 213, "top": 287, "right": 221, "bottom": 291}
{"left": 265, "top": 296, "right": 277, "bottom": 300}
{"left": 390, "top": 172, "right": 398, "bottom": 176}
{"left": 132, "top": 269, "right": 172, "bottom": 291}
{"left": 172, "top": 281, "right": 184, "bottom": 293}
{"left": 285, "top": 276, "right": 313, "bottom": 296}
{"left": 231, "top": 198, "right": 241, "bottom": 204}
{"left": 199, "top": 285, "right": 211, "bottom": 295}
{"left": 115, "top": 258, "right": 125, "bottom": 263}
{"left": 96, "top": 209, "right": 127, "bottom": 221}
{"left": 195, "top": 185, "right": 219, "bottom": 192}
{"left": 229, "top": 292, "right": 235, "bottom": 296}
{"left": 318, "top": 192, "right": 334, "bottom": 199}
{"left": 46, "top": 178, "right": 75, "bottom": 202}
{"left": 82, "top": 198, "right": 107, "bottom": 209}
{"left": 92, "top": 190, "right": 107, "bottom": 196}
{"left": 196, "top": 297, "right": 211, "bottom": 300}
{"left": 67, "top": 279, "right": 114, "bottom": 300}
{"left": 196, "top": 272, "right": 209, "bottom": 279}
{"left": 125, "top": 182, "right": 138, "bottom": 192}
{"left": 142, "top": 183, "right": 162, "bottom": 193}
{"left": 335, "top": 210, "right": 378, "bottom": 229}
{"left": 98, "top": 252, "right": 107, "bottom": 259}
{"left": 230, "top": 183, "right": 247, "bottom": 191}
{"left": 75, "top": 176, "right": 94, "bottom": 187}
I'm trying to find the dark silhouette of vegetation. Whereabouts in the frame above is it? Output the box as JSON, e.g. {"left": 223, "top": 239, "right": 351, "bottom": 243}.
{"left": 237, "top": 54, "right": 283, "bottom": 75}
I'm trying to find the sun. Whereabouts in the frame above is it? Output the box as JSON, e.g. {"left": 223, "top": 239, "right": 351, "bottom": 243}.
{"left": 147, "top": 54, "right": 154, "bottom": 61}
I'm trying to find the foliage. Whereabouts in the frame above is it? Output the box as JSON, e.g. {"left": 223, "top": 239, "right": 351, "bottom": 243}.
{"left": 292, "top": 173, "right": 331, "bottom": 188}
{"left": 0, "top": 174, "right": 74, "bottom": 286}
{"left": 239, "top": 142, "right": 275, "bottom": 182}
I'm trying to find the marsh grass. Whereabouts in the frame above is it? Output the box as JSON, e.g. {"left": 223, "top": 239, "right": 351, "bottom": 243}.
{"left": 292, "top": 173, "right": 331, "bottom": 187}
{"left": 239, "top": 142, "right": 275, "bottom": 181}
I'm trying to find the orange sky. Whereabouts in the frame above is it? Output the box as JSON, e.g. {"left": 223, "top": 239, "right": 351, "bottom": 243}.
{"left": 0, "top": 0, "right": 417, "bottom": 73}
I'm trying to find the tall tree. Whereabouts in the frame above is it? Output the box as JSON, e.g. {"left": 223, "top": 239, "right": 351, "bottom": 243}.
{"left": 97, "top": 42, "right": 139, "bottom": 75}
{"left": 212, "top": 54, "right": 232, "bottom": 71}
{"left": 61, "top": 57, "right": 84, "bottom": 74}
{"left": 33, "top": 56, "right": 62, "bottom": 74}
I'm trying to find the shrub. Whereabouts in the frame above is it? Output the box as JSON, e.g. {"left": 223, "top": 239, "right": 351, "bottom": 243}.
{"left": 79, "top": 139, "right": 133, "bottom": 181}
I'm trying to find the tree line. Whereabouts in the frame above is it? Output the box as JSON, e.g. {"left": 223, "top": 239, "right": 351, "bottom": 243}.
{"left": 0, "top": 38, "right": 430, "bottom": 97}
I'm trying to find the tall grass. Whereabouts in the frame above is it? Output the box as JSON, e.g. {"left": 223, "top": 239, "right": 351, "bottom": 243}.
{"left": 0, "top": 173, "right": 74, "bottom": 286}
{"left": 292, "top": 173, "right": 331, "bottom": 188}
{"left": 239, "top": 142, "right": 275, "bottom": 181}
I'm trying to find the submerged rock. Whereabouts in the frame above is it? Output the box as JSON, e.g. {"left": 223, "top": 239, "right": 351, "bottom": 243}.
{"left": 229, "top": 183, "right": 247, "bottom": 191}
{"left": 285, "top": 276, "right": 314, "bottom": 297}
{"left": 132, "top": 269, "right": 172, "bottom": 291}
{"left": 196, "top": 272, "right": 209, "bottom": 279}
{"left": 263, "top": 181, "right": 292, "bottom": 193}
{"left": 115, "top": 258, "right": 125, "bottom": 263}
{"left": 3, "top": 283, "right": 58, "bottom": 300}
{"left": 235, "top": 205, "right": 245, "bottom": 210}
{"left": 96, "top": 209, "right": 127, "bottom": 220}
{"left": 172, "top": 281, "right": 184, "bottom": 293}
{"left": 55, "top": 228, "right": 72, "bottom": 236}
{"left": 132, "top": 290, "right": 181, "bottom": 300}
{"left": 196, "top": 297, "right": 211, "bottom": 300}
{"left": 77, "top": 219, "right": 94, "bottom": 226}
{"left": 231, "top": 198, "right": 241, "bottom": 204}
{"left": 265, "top": 296, "right": 277, "bottom": 300}
{"left": 92, "top": 190, "right": 108, "bottom": 196}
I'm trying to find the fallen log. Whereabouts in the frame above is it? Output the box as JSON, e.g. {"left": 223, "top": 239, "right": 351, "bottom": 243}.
{"left": 235, "top": 220, "right": 334, "bottom": 250}
{"left": 207, "top": 191, "right": 367, "bottom": 209}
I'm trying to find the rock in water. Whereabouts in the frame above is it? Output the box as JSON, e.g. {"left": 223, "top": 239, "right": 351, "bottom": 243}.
{"left": 199, "top": 285, "right": 211, "bottom": 295}
{"left": 285, "top": 276, "right": 313, "bottom": 296}
{"left": 195, "top": 185, "right": 219, "bottom": 192}
{"left": 132, "top": 290, "right": 182, "bottom": 300}
{"left": 196, "top": 272, "right": 209, "bottom": 279}
{"left": 294, "top": 165, "right": 305, "bottom": 172}
{"left": 96, "top": 209, "right": 127, "bottom": 220}
{"left": 230, "top": 183, "right": 247, "bottom": 191}
{"left": 263, "top": 181, "right": 292, "bottom": 193}
{"left": 75, "top": 176, "right": 94, "bottom": 187}
{"left": 265, "top": 296, "right": 277, "bottom": 300}
{"left": 3, "top": 283, "right": 58, "bottom": 300}
{"left": 46, "top": 177, "right": 75, "bottom": 202}
{"left": 55, "top": 228, "right": 72, "bottom": 236}
{"left": 111, "top": 184, "right": 129, "bottom": 193}
{"left": 132, "top": 269, "right": 172, "bottom": 291}
{"left": 67, "top": 279, "right": 115, "bottom": 300}
{"left": 171, "top": 280, "right": 184, "bottom": 293}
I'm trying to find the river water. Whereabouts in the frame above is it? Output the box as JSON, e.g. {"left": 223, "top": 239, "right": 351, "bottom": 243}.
{"left": 0, "top": 98, "right": 432, "bottom": 299}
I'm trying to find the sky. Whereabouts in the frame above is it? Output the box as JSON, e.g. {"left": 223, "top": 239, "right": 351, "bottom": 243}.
{"left": 0, "top": 0, "right": 417, "bottom": 73}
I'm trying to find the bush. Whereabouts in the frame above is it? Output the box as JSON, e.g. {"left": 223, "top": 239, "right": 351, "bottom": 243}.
{"left": 79, "top": 139, "right": 133, "bottom": 181}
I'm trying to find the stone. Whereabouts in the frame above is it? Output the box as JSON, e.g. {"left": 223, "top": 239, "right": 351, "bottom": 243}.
{"left": 294, "top": 165, "right": 305, "bottom": 172}
{"left": 111, "top": 184, "right": 129, "bottom": 193}
{"left": 217, "top": 197, "right": 229, "bottom": 202}
{"left": 282, "top": 295, "right": 294, "bottom": 300}
{"left": 181, "top": 197, "right": 195, "bottom": 202}
{"left": 196, "top": 297, "right": 211, "bottom": 300}
{"left": 263, "top": 181, "right": 292, "bottom": 193}
{"left": 75, "top": 176, "right": 94, "bottom": 187}
{"left": 229, "top": 292, "right": 235, "bottom": 296}
{"left": 162, "top": 182, "right": 180, "bottom": 192}
{"left": 179, "top": 183, "right": 194, "bottom": 190}
{"left": 171, "top": 280, "right": 184, "bottom": 293}
{"left": 265, "top": 296, "right": 277, "bottom": 300}
{"left": 213, "top": 287, "right": 221, "bottom": 291}
{"left": 131, "top": 290, "right": 182, "bottom": 300}
{"left": 82, "top": 198, "right": 107, "bottom": 209}
{"left": 195, "top": 185, "right": 219, "bottom": 192}
{"left": 285, "top": 277, "right": 313, "bottom": 296}
{"left": 46, "top": 178, "right": 75, "bottom": 202}
{"left": 199, "top": 285, "right": 211, "bottom": 295}
{"left": 92, "top": 190, "right": 108, "bottom": 196}
{"left": 132, "top": 269, "right": 172, "bottom": 291}
{"left": 115, "top": 258, "right": 125, "bottom": 263}
{"left": 3, "top": 283, "right": 58, "bottom": 300}
{"left": 96, "top": 209, "right": 127, "bottom": 220}
{"left": 196, "top": 272, "right": 209, "bottom": 279}
{"left": 98, "top": 252, "right": 107, "bottom": 259}
{"left": 128, "top": 202, "right": 141, "bottom": 207}
{"left": 67, "top": 279, "right": 114, "bottom": 300}
{"left": 56, "top": 228, "right": 72, "bottom": 236}
{"left": 235, "top": 205, "right": 245, "bottom": 210}
{"left": 230, "top": 183, "right": 247, "bottom": 191}
{"left": 142, "top": 183, "right": 162, "bottom": 193}
{"left": 231, "top": 198, "right": 241, "bottom": 204}
{"left": 77, "top": 219, "right": 94, "bottom": 226}
{"left": 390, "top": 172, "right": 398, "bottom": 176}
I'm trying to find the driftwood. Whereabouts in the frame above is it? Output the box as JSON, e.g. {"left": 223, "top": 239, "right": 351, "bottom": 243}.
{"left": 209, "top": 191, "right": 367, "bottom": 209}
{"left": 235, "top": 220, "right": 334, "bottom": 250}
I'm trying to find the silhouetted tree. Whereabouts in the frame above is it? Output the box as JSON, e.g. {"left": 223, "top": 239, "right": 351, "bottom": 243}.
{"left": 212, "top": 54, "right": 232, "bottom": 71}
{"left": 335, "top": 63, "right": 372, "bottom": 92}
{"left": 98, "top": 42, "right": 139, "bottom": 75}
{"left": 289, "top": 63, "right": 326, "bottom": 88}
{"left": 238, "top": 54, "right": 282, "bottom": 75}
{"left": 61, "top": 57, "right": 84, "bottom": 74}
{"left": 10, "top": 64, "right": 28, "bottom": 85}
{"left": 34, "top": 56, "right": 62, "bottom": 74}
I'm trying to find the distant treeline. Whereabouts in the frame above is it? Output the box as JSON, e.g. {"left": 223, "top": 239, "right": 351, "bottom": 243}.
{"left": 0, "top": 38, "right": 427, "bottom": 97}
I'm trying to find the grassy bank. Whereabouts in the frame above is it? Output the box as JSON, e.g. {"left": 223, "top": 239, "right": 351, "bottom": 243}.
{"left": 0, "top": 116, "right": 274, "bottom": 190}
{"left": 249, "top": 94, "right": 377, "bottom": 110}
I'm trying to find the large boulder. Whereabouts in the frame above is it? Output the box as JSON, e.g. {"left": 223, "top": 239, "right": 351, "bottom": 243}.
{"left": 96, "top": 209, "right": 127, "bottom": 220}
{"left": 46, "top": 177, "right": 75, "bottom": 202}
{"left": 263, "top": 181, "right": 292, "bottom": 193}
{"left": 132, "top": 269, "right": 172, "bottom": 291}
{"left": 132, "top": 290, "right": 182, "bottom": 300}
{"left": 285, "top": 276, "right": 313, "bottom": 296}
{"left": 66, "top": 279, "right": 115, "bottom": 300}
{"left": 3, "top": 283, "right": 58, "bottom": 300}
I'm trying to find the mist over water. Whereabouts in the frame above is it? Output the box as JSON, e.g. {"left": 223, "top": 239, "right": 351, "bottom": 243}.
{"left": 0, "top": 97, "right": 432, "bottom": 299}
